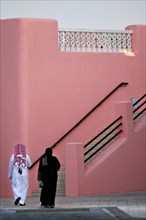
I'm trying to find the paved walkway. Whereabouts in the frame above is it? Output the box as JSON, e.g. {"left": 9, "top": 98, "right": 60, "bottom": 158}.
{"left": 0, "top": 191, "right": 146, "bottom": 219}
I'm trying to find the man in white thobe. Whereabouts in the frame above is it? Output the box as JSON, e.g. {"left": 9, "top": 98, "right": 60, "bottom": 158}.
{"left": 8, "top": 144, "right": 32, "bottom": 206}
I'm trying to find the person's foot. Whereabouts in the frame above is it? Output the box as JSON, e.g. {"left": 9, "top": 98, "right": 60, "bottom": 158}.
{"left": 20, "top": 203, "right": 25, "bottom": 206}
{"left": 14, "top": 197, "right": 21, "bottom": 205}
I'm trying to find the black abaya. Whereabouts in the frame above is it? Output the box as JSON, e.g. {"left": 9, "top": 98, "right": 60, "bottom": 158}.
{"left": 38, "top": 151, "right": 61, "bottom": 207}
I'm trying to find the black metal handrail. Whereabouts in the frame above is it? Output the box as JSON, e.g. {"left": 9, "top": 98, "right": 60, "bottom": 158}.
{"left": 84, "top": 116, "right": 123, "bottom": 163}
{"left": 133, "top": 94, "right": 146, "bottom": 120}
{"left": 133, "top": 94, "right": 146, "bottom": 107}
{"left": 133, "top": 101, "right": 146, "bottom": 113}
{"left": 84, "top": 94, "right": 146, "bottom": 163}
{"left": 84, "top": 122, "right": 122, "bottom": 156}
{"left": 133, "top": 107, "right": 146, "bottom": 120}
{"left": 84, "top": 116, "right": 122, "bottom": 148}
{"left": 84, "top": 130, "right": 122, "bottom": 163}
{"left": 30, "top": 82, "right": 128, "bottom": 168}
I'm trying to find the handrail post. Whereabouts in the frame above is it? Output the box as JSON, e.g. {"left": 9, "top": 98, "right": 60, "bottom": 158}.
{"left": 116, "top": 101, "right": 134, "bottom": 137}
{"left": 65, "top": 142, "right": 84, "bottom": 196}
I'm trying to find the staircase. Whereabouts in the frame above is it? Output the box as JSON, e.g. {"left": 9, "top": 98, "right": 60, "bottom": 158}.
{"left": 31, "top": 94, "right": 146, "bottom": 197}
{"left": 56, "top": 166, "right": 65, "bottom": 196}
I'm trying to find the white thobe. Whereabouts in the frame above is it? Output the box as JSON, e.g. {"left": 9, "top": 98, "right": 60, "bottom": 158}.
{"left": 8, "top": 154, "right": 32, "bottom": 204}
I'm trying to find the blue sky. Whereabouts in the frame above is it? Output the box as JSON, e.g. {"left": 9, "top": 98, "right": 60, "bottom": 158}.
{"left": 1, "top": 0, "right": 145, "bottom": 30}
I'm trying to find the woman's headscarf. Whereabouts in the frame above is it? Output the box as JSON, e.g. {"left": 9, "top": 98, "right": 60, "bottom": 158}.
{"left": 45, "top": 148, "right": 52, "bottom": 157}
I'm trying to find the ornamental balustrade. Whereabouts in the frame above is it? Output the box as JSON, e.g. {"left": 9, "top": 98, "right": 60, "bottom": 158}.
{"left": 58, "top": 29, "right": 133, "bottom": 52}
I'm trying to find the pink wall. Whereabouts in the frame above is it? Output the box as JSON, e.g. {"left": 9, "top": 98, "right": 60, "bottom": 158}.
{"left": 65, "top": 102, "right": 146, "bottom": 196}
{"left": 0, "top": 18, "right": 145, "bottom": 197}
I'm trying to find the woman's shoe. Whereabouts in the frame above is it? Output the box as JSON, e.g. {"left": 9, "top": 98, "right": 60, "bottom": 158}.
{"left": 41, "top": 204, "right": 48, "bottom": 208}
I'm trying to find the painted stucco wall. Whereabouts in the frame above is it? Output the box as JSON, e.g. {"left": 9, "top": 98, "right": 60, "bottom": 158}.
{"left": 65, "top": 102, "right": 146, "bottom": 196}
{"left": 0, "top": 18, "right": 145, "bottom": 197}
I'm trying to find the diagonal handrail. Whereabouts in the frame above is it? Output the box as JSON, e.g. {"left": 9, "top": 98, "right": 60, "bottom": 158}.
{"left": 84, "top": 93, "right": 146, "bottom": 163}
{"left": 84, "top": 130, "right": 122, "bottom": 163}
{"left": 133, "top": 93, "right": 146, "bottom": 120}
{"left": 84, "top": 120, "right": 122, "bottom": 156}
{"left": 133, "top": 94, "right": 146, "bottom": 107}
{"left": 30, "top": 82, "right": 128, "bottom": 168}
{"left": 133, "top": 107, "right": 146, "bottom": 120}
{"left": 84, "top": 115, "right": 123, "bottom": 163}
{"left": 84, "top": 116, "right": 122, "bottom": 148}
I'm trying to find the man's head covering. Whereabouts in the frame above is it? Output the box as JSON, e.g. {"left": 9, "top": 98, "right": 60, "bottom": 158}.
{"left": 14, "top": 144, "right": 26, "bottom": 167}
{"left": 45, "top": 148, "right": 52, "bottom": 157}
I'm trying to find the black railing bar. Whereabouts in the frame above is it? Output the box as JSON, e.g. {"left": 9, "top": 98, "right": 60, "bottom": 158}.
{"left": 133, "top": 94, "right": 146, "bottom": 107}
{"left": 133, "top": 101, "right": 146, "bottom": 113}
{"left": 84, "top": 116, "right": 122, "bottom": 148}
{"left": 133, "top": 108, "right": 146, "bottom": 120}
{"left": 84, "top": 122, "right": 122, "bottom": 156}
{"left": 51, "top": 82, "right": 128, "bottom": 149}
{"left": 30, "top": 82, "right": 128, "bottom": 168}
{"left": 29, "top": 154, "right": 45, "bottom": 168}
{"left": 51, "top": 82, "right": 127, "bottom": 149}
{"left": 84, "top": 130, "right": 123, "bottom": 163}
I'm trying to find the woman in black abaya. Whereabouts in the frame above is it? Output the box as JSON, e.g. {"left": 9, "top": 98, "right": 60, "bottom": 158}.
{"left": 37, "top": 148, "right": 61, "bottom": 208}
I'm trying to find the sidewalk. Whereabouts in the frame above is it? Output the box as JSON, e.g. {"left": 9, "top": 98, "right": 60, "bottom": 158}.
{"left": 1, "top": 191, "right": 146, "bottom": 219}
